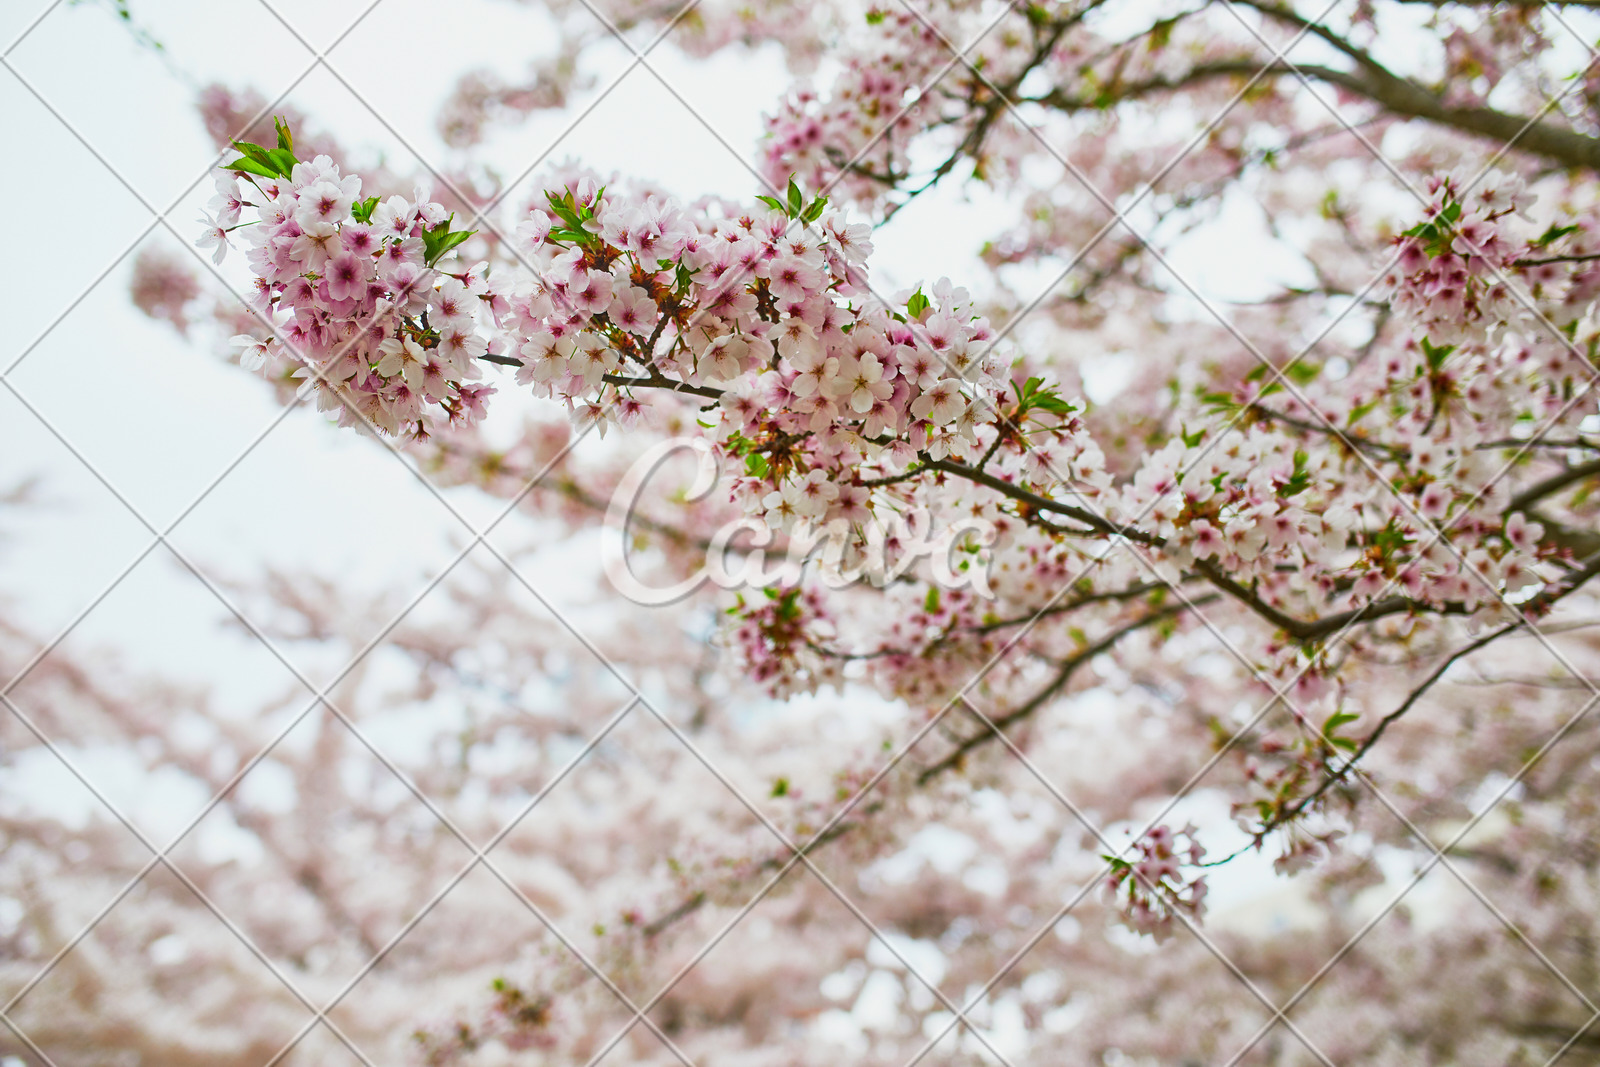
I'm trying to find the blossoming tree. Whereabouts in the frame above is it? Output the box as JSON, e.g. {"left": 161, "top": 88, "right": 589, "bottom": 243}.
{"left": 9, "top": 0, "right": 1600, "bottom": 1063}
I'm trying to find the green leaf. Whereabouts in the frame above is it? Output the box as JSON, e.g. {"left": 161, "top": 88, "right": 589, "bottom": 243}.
{"left": 924, "top": 587, "right": 941, "bottom": 614}
{"left": 227, "top": 130, "right": 298, "bottom": 179}
{"left": 744, "top": 453, "right": 769, "bottom": 478}
{"left": 1008, "top": 375, "right": 1078, "bottom": 422}
{"left": 1031, "top": 392, "right": 1076, "bottom": 416}
{"left": 1322, "top": 710, "right": 1359, "bottom": 738}
{"left": 906, "top": 288, "right": 929, "bottom": 319}
{"left": 1281, "top": 449, "right": 1312, "bottom": 498}
{"left": 1347, "top": 397, "right": 1380, "bottom": 425}
{"left": 224, "top": 154, "right": 280, "bottom": 179}
{"left": 771, "top": 777, "right": 790, "bottom": 798}
{"left": 226, "top": 139, "right": 293, "bottom": 179}
{"left": 787, "top": 178, "right": 804, "bottom": 217}
{"left": 1285, "top": 361, "right": 1320, "bottom": 386}
{"left": 1533, "top": 223, "right": 1579, "bottom": 249}
{"left": 434, "top": 229, "right": 475, "bottom": 264}
{"left": 545, "top": 190, "right": 587, "bottom": 232}
{"left": 350, "top": 195, "right": 380, "bottom": 224}
{"left": 865, "top": 8, "right": 886, "bottom": 23}
{"left": 421, "top": 215, "right": 478, "bottom": 267}
{"left": 273, "top": 116, "right": 294, "bottom": 154}
{"left": 1420, "top": 337, "right": 1455, "bottom": 370}
{"left": 801, "top": 195, "right": 829, "bottom": 223}
{"left": 755, "top": 194, "right": 786, "bottom": 213}
{"left": 1148, "top": 15, "right": 1175, "bottom": 49}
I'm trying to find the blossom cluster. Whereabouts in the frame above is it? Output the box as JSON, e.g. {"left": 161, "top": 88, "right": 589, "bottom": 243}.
{"left": 1102, "top": 824, "right": 1209, "bottom": 942}
{"left": 480, "top": 178, "right": 1089, "bottom": 537}
{"left": 201, "top": 130, "right": 496, "bottom": 436}
{"left": 1381, "top": 170, "right": 1599, "bottom": 343}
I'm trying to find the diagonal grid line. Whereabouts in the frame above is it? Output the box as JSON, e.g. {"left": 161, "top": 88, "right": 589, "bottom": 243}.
{"left": 1020, "top": 434, "right": 1600, "bottom": 1065}
{"left": 0, "top": 687, "right": 383, "bottom": 1065}
{"left": 834, "top": 6, "right": 1482, "bottom": 1056}
{"left": 475, "top": 303, "right": 1395, "bottom": 1066}
{"left": 0, "top": 0, "right": 419, "bottom": 704}
{"left": 0, "top": 308, "right": 603, "bottom": 1044}
{"left": 2, "top": 0, "right": 65, "bottom": 56}
{"left": 255, "top": 692, "right": 644, "bottom": 1066}
{"left": 0, "top": 370, "right": 663, "bottom": 1060}
{"left": 290, "top": 8, "right": 1600, "bottom": 1067}
{"left": 1176, "top": 22, "right": 1600, "bottom": 1033}
{"left": 1353, "top": 765, "right": 1599, "bottom": 1011}
{"left": 15, "top": 0, "right": 1600, "bottom": 1062}
{"left": 901, "top": 0, "right": 1600, "bottom": 608}
{"left": 949, "top": 688, "right": 1341, "bottom": 1066}
{"left": 12, "top": 4, "right": 827, "bottom": 1059}
{"left": 1218, "top": 686, "right": 1600, "bottom": 1067}
{"left": 0, "top": 0, "right": 391, "bottom": 379}
{"left": 839, "top": 11, "right": 1600, "bottom": 1038}
{"left": 220, "top": 4, "right": 1195, "bottom": 1059}
{"left": 884, "top": 0, "right": 1346, "bottom": 366}
{"left": 1056, "top": 440, "right": 1600, "bottom": 1060}
{"left": 526, "top": 322, "right": 1403, "bottom": 1061}
{"left": 294, "top": 8, "right": 1600, "bottom": 1067}
{"left": 1207, "top": 0, "right": 1600, "bottom": 670}
{"left": 0, "top": 0, "right": 1292, "bottom": 1062}
{"left": 0, "top": 374, "right": 627, "bottom": 1058}
{"left": 928, "top": 0, "right": 1600, "bottom": 841}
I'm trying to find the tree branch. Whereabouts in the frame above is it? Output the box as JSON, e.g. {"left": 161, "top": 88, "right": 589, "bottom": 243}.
{"left": 917, "top": 596, "right": 1220, "bottom": 783}
{"left": 1033, "top": 58, "right": 1600, "bottom": 172}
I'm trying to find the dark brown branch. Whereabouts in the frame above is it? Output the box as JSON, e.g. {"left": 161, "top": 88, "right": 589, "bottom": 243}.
{"left": 1252, "top": 550, "right": 1600, "bottom": 841}
{"left": 917, "top": 596, "right": 1220, "bottom": 783}
{"left": 1513, "top": 252, "right": 1600, "bottom": 267}
{"left": 1508, "top": 458, "right": 1600, "bottom": 513}
{"left": 920, "top": 458, "right": 1157, "bottom": 542}
{"left": 601, "top": 373, "right": 726, "bottom": 401}
{"left": 1246, "top": 404, "right": 1405, "bottom": 459}
{"left": 1032, "top": 58, "right": 1600, "bottom": 172}
{"left": 1192, "top": 560, "right": 1469, "bottom": 643}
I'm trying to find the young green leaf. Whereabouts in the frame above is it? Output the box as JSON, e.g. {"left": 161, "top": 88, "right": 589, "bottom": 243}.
{"left": 350, "top": 196, "right": 380, "bottom": 224}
